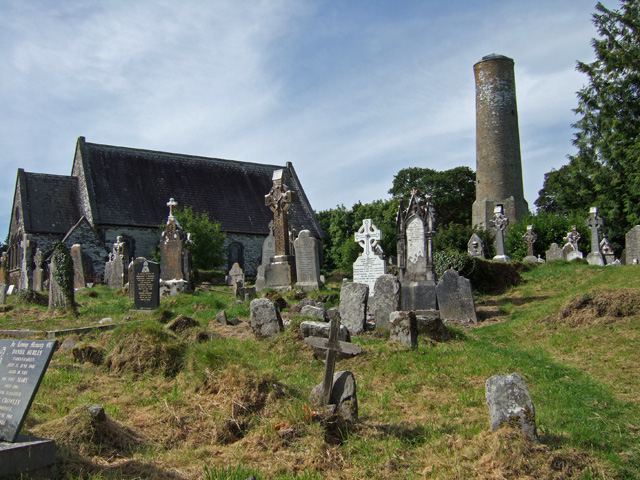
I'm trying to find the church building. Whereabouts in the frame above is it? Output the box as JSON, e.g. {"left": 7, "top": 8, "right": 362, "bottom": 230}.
{"left": 5, "top": 137, "right": 323, "bottom": 290}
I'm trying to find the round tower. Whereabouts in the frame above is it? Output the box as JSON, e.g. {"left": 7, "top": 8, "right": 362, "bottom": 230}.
{"left": 472, "top": 54, "right": 528, "bottom": 230}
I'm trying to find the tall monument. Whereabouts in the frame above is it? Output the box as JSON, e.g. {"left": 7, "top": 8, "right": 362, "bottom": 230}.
{"left": 472, "top": 54, "right": 529, "bottom": 230}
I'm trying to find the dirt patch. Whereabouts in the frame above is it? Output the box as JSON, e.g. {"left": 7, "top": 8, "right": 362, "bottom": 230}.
{"left": 542, "top": 289, "right": 640, "bottom": 327}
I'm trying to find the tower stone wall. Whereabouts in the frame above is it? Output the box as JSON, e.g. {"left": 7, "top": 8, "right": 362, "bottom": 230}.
{"left": 472, "top": 54, "right": 529, "bottom": 230}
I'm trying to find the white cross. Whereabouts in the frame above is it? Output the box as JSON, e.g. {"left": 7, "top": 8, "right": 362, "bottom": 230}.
{"left": 167, "top": 198, "right": 178, "bottom": 219}
{"left": 355, "top": 219, "right": 382, "bottom": 256}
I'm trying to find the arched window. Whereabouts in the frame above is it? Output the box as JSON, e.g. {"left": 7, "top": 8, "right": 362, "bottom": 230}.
{"left": 228, "top": 242, "right": 244, "bottom": 271}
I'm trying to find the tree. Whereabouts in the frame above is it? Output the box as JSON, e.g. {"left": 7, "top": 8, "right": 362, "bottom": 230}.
{"left": 174, "top": 207, "right": 226, "bottom": 270}
{"left": 316, "top": 198, "right": 398, "bottom": 275}
{"left": 389, "top": 166, "right": 475, "bottom": 226}
{"left": 537, "top": 1, "right": 640, "bottom": 248}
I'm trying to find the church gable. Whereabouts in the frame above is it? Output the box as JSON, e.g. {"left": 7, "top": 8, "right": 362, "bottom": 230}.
{"left": 62, "top": 216, "right": 109, "bottom": 275}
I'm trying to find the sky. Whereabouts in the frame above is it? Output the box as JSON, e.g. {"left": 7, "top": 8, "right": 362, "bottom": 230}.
{"left": 0, "top": 0, "right": 620, "bottom": 238}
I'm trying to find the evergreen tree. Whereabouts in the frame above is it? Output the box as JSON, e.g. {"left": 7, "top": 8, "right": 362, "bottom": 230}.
{"left": 537, "top": 1, "right": 640, "bottom": 249}
{"left": 174, "top": 206, "right": 226, "bottom": 270}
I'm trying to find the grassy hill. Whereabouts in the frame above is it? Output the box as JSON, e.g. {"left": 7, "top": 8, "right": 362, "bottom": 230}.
{"left": 1, "top": 262, "right": 639, "bottom": 479}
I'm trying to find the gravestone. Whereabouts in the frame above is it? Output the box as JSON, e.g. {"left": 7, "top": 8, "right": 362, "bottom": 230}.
{"left": 396, "top": 190, "right": 438, "bottom": 311}
{"left": 255, "top": 264, "right": 266, "bottom": 292}
{"left": 545, "top": 243, "right": 564, "bottom": 262}
{"left": 353, "top": 219, "right": 386, "bottom": 296}
{"left": 339, "top": 282, "right": 369, "bottom": 336}
{"left": 294, "top": 230, "right": 323, "bottom": 291}
{"left": 0, "top": 284, "right": 5, "bottom": 305}
{"left": 160, "top": 198, "right": 192, "bottom": 294}
{"left": 467, "top": 233, "right": 485, "bottom": 258}
{"left": 48, "top": 253, "right": 69, "bottom": 309}
{"left": 585, "top": 207, "right": 605, "bottom": 266}
{"left": 600, "top": 236, "right": 617, "bottom": 265}
{"left": 522, "top": 225, "right": 538, "bottom": 263}
{"left": 436, "top": 269, "right": 477, "bottom": 324}
{"left": 264, "top": 170, "right": 297, "bottom": 289}
{"left": 563, "top": 225, "right": 583, "bottom": 261}
{"left": 133, "top": 259, "right": 160, "bottom": 310}
{"left": 104, "top": 236, "right": 128, "bottom": 289}
{"left": 32, "top": 249, "right": 44, "bottom": 292}
{"left": 262, "top": 220, "right": 276, "bottom": 266}
{"left": 485, "top": 372, "right": 539, "bottom": 443}
{"left": 301, "top": 321, "right": 350, "bottom": 342}
{"left": 249, "top": 298, "right": 284, "bottom": 337}
{"left": 373, "top": 274, "right": 400, "bottom": 331}
{"left": 489, "top": 205, "right": 510, "bottom": 262}
{"left": 227, "top": 262, "right": 245, "bottom": 287}
{"left": 0, "top": 339, "right": 58, "bottom": 442}
{"left": 625, "top": 225, "right": 640, "bottom": 264}
{"left": 389, "top": 311, "right": 417, "bottom": 348}
{"left": 307, "top": 316, "right": 359, "bottom": 422}
{"left": 70, "top": 244, "right": 86, "bottom": 289}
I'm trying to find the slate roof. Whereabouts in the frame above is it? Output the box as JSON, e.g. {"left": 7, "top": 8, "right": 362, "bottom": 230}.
{"left": 75, "top": 138, "right": 323, "bottom": 238}
{"left": 19, "top": 170, "right": 82, "bottom": 235}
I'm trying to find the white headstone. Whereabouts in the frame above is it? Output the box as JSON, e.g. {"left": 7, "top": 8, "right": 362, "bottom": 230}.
{"left": 353, "top": 219, "right": 386, "bottom": 296}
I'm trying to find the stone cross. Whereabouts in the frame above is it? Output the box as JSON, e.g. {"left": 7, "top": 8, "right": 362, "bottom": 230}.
{"left": 268, "top": 220, "right": 275, "bottom": 236}
{"left": 489, "top": 205, "right": 509, "bottom": 258}
{"left": 522, "top": 225, "right": 537, "bottom": 257}
{"left": 304, "top": 316, "right": 363, "bottom": 406}
{"left": 167, "top": 198, "right": 178, "bottom": 221}
{"left": 265, "top": 170, "right": 295, "bottom": 257}
{"left": 563, "top": 225, "right": 581, "bottom": 251}
{"left": 585, "top": 207, "right": 604, "bottom": 254}
{"left": 355, "top": 219, "right": 382, "bottom": 256}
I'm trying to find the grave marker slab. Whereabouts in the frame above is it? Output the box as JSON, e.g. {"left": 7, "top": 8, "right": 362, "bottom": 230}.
{"left": 396, "top": 190, "right": 437, "bottom": 311}
{"left": 353, "top": 219, "right": 386, "bottom": 295}
{"left": 262, "top": 220, "right": 276, "bottom": 266}
{"left": 32, "top": 249, "right": 44, "bottom": 293}
{"left": 227, "top": 262, "right": 245, "bottom": 287}
{"left": 0, "top": 339, "right": 58, "bottom": 442}
{"left": 70, "top": 244, "right": 86, "bottom": 289}
{"left": 436, "top": 269, "right": 477, "bottom": 324}
{"left": 545, "top": 243, "right": 564, "bottom": 262}
{"left": 339, "top": 282, "right": 369, "bottom": 336}
{"left": 160, "top": 198, "right": 192, "bottom": 292}
{"left": 563, "top": 225, "right": 583, "bottom": 261}
{"left": 467, "top": 233, "right": 485, "bottom": 258}
{"left": 373, "top": 274, "right": 400, "bottom": 331}
{"left": 133, "top": 260, "right": 160, "bottom": 310}
{"left": 625, "top": 225, "right": 640, "bottom": 264}
{"left": 294, "top": 230, "right": 323, "bottom": 291}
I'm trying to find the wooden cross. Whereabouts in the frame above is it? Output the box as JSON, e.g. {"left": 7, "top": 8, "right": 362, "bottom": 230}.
{"left": 585, "top": 207, "right": 604, "bottom": 254}
{"left": 304, "top": 316, "right": 362, "bottom": 406}
{"left": 355, "top": 219, "right": 382, "bottom": 256}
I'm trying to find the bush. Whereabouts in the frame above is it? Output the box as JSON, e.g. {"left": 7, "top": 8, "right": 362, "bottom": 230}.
{"left": 434, "top": 223, "right": 496, "bottom": 258}
{"left": 433, "top": 250, "right": 476, "bottom": 278}
{"left": 505, "top": 212, "right": 591, "bottom": 261}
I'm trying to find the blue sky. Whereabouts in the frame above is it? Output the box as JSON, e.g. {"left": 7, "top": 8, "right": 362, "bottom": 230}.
{"left": 0, "top": 0, "right": 619, "bottom": 238}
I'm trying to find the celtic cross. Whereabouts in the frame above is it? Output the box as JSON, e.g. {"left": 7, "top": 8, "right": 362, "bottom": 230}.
{"left": 585, "top": 207, "right": 604, "bottom": 254}
{"left": 265, "top": 170, "right": 295, "bottom": 256}
{"left": 355, "top": 219, "right": 382, "bottom": 257}
{"left": 489, "top": 205, "right": 509, "bottom": 257}
{"left": 522, "top": 225, "right": 537, "bottom": 257}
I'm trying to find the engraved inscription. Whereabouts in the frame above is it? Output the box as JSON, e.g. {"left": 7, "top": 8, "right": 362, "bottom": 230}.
{"left": 406, "top": 217, "right": 425, "bottom": 264}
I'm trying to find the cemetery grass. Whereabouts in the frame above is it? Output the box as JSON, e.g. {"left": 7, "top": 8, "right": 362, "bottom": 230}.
{"left": 0, "top": 265, "right": 637, "bottom": 479}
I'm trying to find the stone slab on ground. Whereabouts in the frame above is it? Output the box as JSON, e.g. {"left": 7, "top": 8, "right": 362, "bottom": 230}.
{"left": 436, "top": 269, "right": 477, "bottom": 324}
{"left": 389, "top": 311, "right": 417, "bottom": 348}
{"left": 373, "top": 274, "right": 400, "bottom": 331}
{"left": 0, "top": 435, "right": 56, "bottom": 479}
{"left": 339, "top": 282, "right": 369, "bottom": 336}
{"left": 309, "top": 370, "right": 358, "bottom": 422}
{"left": 485, "top": 372, "right": 539, "bottom": 443}
{"left": 416, "top": 313, "right": 450, "bottom": 342}
{"left": 250, "top": 298, "right": 284, "bottom": 337}
{"left": 300, "top": 321, "right": 350, "bottom": 342}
